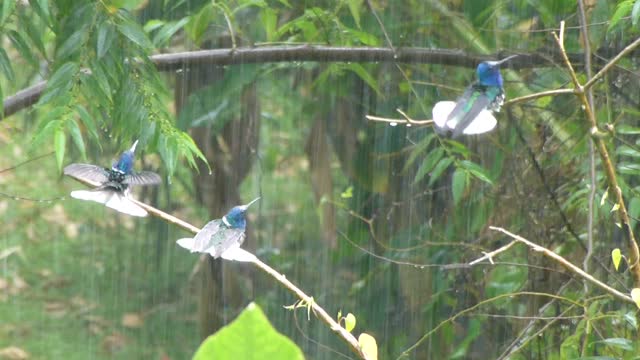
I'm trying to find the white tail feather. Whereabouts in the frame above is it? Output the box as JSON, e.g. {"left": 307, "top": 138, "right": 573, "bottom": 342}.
{"left": 70, "top": 190, "right": 148, "bottom": 217}
{"left": 220, "top": 247, "right": 256, "bottom": 262}
{"left": 432, "top": 101, "right": 456, "bottom": 130}
{"left": 176, "top": 238, "right": 196, "bottom": 251}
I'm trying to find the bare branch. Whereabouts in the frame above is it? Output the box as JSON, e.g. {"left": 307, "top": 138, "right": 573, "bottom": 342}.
{"left": 488, "top": 226, "right": 633, "bottom": 303}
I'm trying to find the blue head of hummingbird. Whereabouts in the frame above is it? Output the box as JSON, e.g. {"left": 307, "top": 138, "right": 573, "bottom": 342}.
{"left": 176, "top": 197, "right": 260, "bottom": 261}
{"left": 63, "top": 140, "right": 161, "bottom": 217}
{"left": 432, "top": 55, "right": 517, "bottom": 138}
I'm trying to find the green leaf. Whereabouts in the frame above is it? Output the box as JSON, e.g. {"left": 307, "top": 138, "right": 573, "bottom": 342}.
{"left": 0, "top": 0, "right": 16, "bottom": 27}
{"left": 31, "top": 0, "right": 52, "bottom": 27}
{"left": 428, "top": 157, "right": 454, "bottom": 186}
{"left": 609, "top": 0, "right": 634, "bottom": 30}
{"left": 618, "top": 162, "right": 640, "bottom": 175}
{"left": 611, "top": 248, "right": 622, "bottom": 271}
{"left": 57, "top": 29, "right": 86, "bottom": 60}
{"left": 404, "top": 133, "right": 436, "bottom": 170}
{"left": 0, "top": 82, "right": 4, "bottom": 119}
{"left": 633, "top": 0, "right": 640, "bottom": 27}
{"left": 261, "top": 8, "right": 278, "bottom": 42}
{"left": 595, "top": 337, "right": 633, "bottom": 351}
{"left": 8, "top": 30, "right": 39, "bottom": 68}
{"left": 617, "top": 124, "right": 640, "bottom": 134}
{"left": 152, "top": 17, "right": 189, "bottom": 47}
{"left": 414, "top": 148, "right": 444, "bottom": 183}
{"left": 193, "top": 302, "right": 304, "bottom": 360}
{"left": 75, "top": 105, "right": 100, "bottom": 142}
{"left": 185, "top": 3, "right": 214, "bottom": 45}
{"left": 344, "top": 63, "right": 382, "bottom": 97}
{"left": 459, "top": 160, "right": 494, "bottom": 185}
{"left": 67, "top": 118, "right": 86, "bottom": 159}
{"left": 97, "top": 21, "right": 116, "bottom": 59}
{"left": 346, "top": 0, "right": 362, "bottom": 28}
{"left": 54, "top": 127, "right": 66, "bottom": 172}
{"left": 452, "top": 168, "right": 467, "bottom": 206}
{"left": 616, "top": 145, "right": 640, "bottom": 158}
{"left": 344, "top": 313, "right": 356, "bottom": 332}
{"left": 0, "top": 48, "right": 15, "bottom": 82}
{"left": 117, "top": 17, "right": 153, "bottom": 49}
{"left": 38, "top": 62, "right": 79, "bottom": 105}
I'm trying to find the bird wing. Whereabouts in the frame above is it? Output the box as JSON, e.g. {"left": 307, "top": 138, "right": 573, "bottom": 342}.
{"left": 190, "top": 219, "right": 224, "bottom": 253}
{"left": 123, "top": 171, "right": 162, "bottom": 185}
{"left": 448, "top": 85, "right": 495, "bottom": 138}
{"left": 64, "top": 163, "right": 109, "bottom": 185}
{"left": 205, "top": 229, "right": 246, "bottom": 259}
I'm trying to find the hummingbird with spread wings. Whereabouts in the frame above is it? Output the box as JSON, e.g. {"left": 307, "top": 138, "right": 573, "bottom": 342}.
{"left": 176, "top": 198, "right": 260, "bottom": 261}
{"left": 64, "top": 140, "right": 161, "bottom": 217}
{"left": 433, "top": 55, "right": 517, "bottom": 138}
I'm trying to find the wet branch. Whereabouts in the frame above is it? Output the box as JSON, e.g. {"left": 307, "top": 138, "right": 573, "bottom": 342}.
{"left": 0, "top": 45, "right": 601, "bottom": 119}
{"left": 552, "top": 22, "right": 640, "bottom": 286}
{"left": 486, "top": 227, "right": 633, "bottom": 303}
{"left": 67, "top": 178, "right": 369, "bottom": 359}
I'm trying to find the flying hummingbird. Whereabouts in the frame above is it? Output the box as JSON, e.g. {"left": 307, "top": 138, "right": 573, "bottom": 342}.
{"left": 432, "top": 55, "right": 517, "bottom": 138}
{"left": 176, "top": 197, "right": 260, "bottom": 261}
{"left": 63, "top": 140, "right": 161, "bottom": 217}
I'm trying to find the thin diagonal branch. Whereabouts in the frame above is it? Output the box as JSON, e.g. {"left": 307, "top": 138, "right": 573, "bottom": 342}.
{"left": 65, "top": 176, "right": 369, "bottom": 359}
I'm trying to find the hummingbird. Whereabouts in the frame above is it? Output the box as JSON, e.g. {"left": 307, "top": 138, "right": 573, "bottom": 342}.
{"left": 432, "top": 55, "right": 517, "bottom": 138}
{"left": 176, "top": 197, "right": 260, "bottom": 261}
{"left": 63, "top": 140, "right": 161, "bottom": 217}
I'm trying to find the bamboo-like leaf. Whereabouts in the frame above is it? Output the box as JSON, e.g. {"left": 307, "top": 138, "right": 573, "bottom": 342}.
{"left": 54, "top": 127, "right": 66, "bottom": 172}
{"left": 38, "top": 62, "right": 79, "bottom": 105}
{"left": 57, "top": 29, "right": 86, "bottom": 60}
{"left": 152, "top": 17, "right": 189, "bottom": 47}
{"left": 428, "top": 157, "right": 454, "bottom": 186}
{"left": 67, "top": 118, "right": 86, "bottom": 159}
{"left": 117, "top": 15, "right": 153, "bottom": 49}
{"left": 8, "top": 30, "right": 39, "bottom": 68}
{"left": 185, "top": 3, "right": 214, "bottom": 45}
{"left": 0, "top": 48, "right": 15, "bottom": 82}
{"left": 346, "top": 0, "right": 362, "bottom": 28}
{"left": 414, "top": 148, "right": 444, "bottom": 183}
{"left": 0, "top": 0, "right": 16, "bottom": 26}
{"left": 460, "top": 160, "right": 494, "bottom": 185}
{"left": 452, "top": 167, "right": 467, "bottom": 206}
{"left": 97, "top": 21, "right": 116, "bottom": 58}
{"left": 74, "top": 105, "right": 100, "bottom": 142}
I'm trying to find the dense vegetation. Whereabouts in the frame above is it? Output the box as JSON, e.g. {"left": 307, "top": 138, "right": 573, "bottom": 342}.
{"left": 2, "top": 0, "right": 640, "bottom": 358}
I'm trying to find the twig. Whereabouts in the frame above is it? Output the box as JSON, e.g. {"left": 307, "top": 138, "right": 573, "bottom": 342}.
{"left": 504, "top": 88, "right": 574, "bottom": 106}
{"left": 487, "top": 226, "right": 633, "bottom": 303}
{"left": 552, "top": 22, "right": 640, "bottom": 285}
{"left": 66, "top": 176, "right": 369, "bottom": 359}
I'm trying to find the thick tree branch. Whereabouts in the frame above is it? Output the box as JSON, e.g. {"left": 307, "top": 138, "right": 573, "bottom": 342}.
{"left": 0, "top": 45, "right": 602, "bottom": 119}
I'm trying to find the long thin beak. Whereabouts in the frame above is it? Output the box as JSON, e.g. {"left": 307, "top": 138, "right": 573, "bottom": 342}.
{"left": 495, "top": 54, "right": 518, "bottom": 66}
{"left": 130, "top": 140, "right": 139, "bottom": 153}
{"left": 239, "top": 197, "right": 260, "bottom": 210}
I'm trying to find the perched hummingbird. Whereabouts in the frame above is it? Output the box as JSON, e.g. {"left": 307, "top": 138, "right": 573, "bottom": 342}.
{"left": 63, "top": 140, "right": 161, "bottom": 217}
{"left": 176, "top": 197, "right": 260, "bottom": 261}
{"left": 432, "top": 55, "right": 517, "bottom": 138}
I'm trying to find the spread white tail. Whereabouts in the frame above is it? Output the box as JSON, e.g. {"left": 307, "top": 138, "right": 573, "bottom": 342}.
{"left": 432, "top": 101, "right": 497, "bottom": 135}
{"left": 70, "top": 190, "right": 148, "bottom": 217}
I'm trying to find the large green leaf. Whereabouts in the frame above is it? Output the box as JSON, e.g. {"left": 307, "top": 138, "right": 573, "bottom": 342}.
{"left": 193, "top": 302, "right": 304, "bottom": 360}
